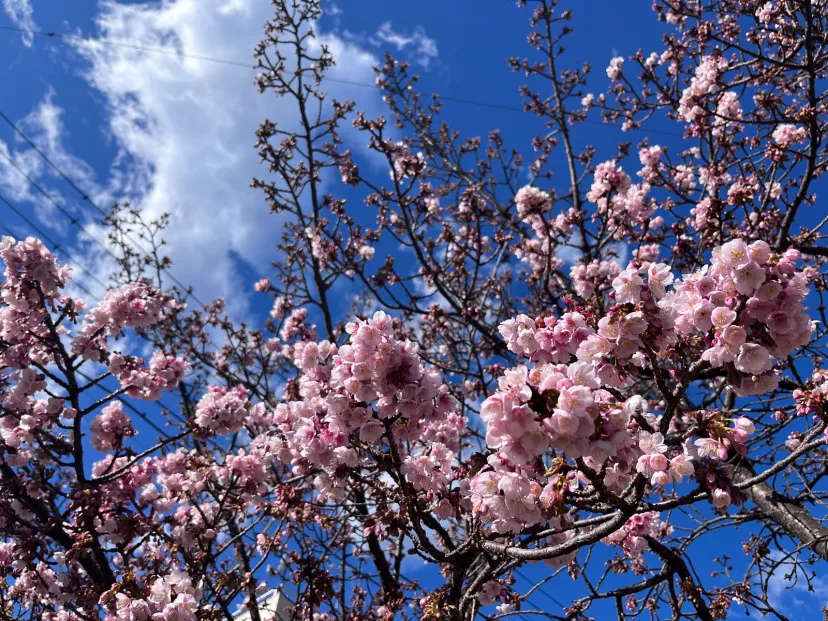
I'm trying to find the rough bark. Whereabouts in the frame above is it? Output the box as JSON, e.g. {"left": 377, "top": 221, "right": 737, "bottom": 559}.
{"left": 733, "top": 462, "right": 828, "bottom": 561}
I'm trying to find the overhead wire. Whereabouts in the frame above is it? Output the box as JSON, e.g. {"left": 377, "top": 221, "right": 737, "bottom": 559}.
{"left": 0, "top": 141, "right": 219, "bottom": 434}
{"left": 515, "top": 567, "right": 566, "bottom": 609}
{"left": 0, "top": 192, "right": 109, "bottom": 294}
{"left": 0, "top": 184, "right": 231, "bottom": 451}
{"left": 0, "top": 146, "right": 138, "bottom": 270}
{"left": 0, "top": 110, "right": 207, "bottom": 307}
{"left": 0, "top": 24, "right": 685, "bottom": 139}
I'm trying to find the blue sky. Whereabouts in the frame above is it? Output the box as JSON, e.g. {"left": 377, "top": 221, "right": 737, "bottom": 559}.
{"left": 3, "top": 1, "right": 826, "bottom": 618}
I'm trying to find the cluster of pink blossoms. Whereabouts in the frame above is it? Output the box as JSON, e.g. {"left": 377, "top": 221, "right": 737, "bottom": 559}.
{"left": 772, "top": 123, "right": 808, "bottom": 148}
{"left": 714, "top": 91, "right": 743, "bottom": 136}
{"left": 756, "top": 1, "right": 775, "bottom": 23}
{"left": 512, "top": 185, "right": 576, "bottom": 273}
{"left": 789, "top": 370, "right": 828, "bottom": 445}
{"left": 794, "top": 370, "right": 828, "bottom": 418}
{"left": 470, "top": 357, "right": 653, "bottom": 533}
{"left": 0, "top": 237, "right": 188, "bottom": 468}
{"left": 1, "top": 369, "right": 54, "bottom": 451}
{"left": 635, "top": 431, "right": 693, "bottom": 486}
{"left": 662, "top": 240, "right": 813, "bottom": 396}
{"left": 194, "top": 385, "right": 256, "bottom": 436}
{"left": 0, "top": 236, "right": 70, "bottom": 369}
{"left": 498, "top": 312, "right": 594, "bottom": 363}
{"left": 109, "top": 351, "right": 189, "bottom": 402}
{"left": 586, "top": 161, "right": 661, "bottom": 237}
{"left": 605, "top": 512, "right": 671, "bottom": 558}
{"left": 570, "top": 260, "right": 620, "bottom": 299}
{"left": 678, "top": 55, "right": 729, "bottom": 123}
{"left": 269, "top": 311, "right": 462, "bottom": 506}
{"left": 606, "top": 56, "right": 623, "bottom": 79}
{"left": 73, "top": 282, "right": 169, "bottom": 361}
{"left": 90, "top": 402, "right": 136, "bottom": 452}
{"left": 99, "top": 570, "right": 201, "bottom": 621}
{"left": 465, "top": 213, "right": 810, "bottom": 534}
{"left": 0, "top": 235, "right": 67, "bottom": 301}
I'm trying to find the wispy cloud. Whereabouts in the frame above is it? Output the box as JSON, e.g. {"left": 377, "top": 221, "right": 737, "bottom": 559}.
{"left": 373, "top": 21, "right": 438, "bottom": 69}
{"left": 1, "top": 91, "right": 98, "bottom": 234}
{"left": 2, "top": 0, "right": 36, "bottom": 46}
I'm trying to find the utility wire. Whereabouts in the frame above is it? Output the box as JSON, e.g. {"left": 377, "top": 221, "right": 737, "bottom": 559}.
{"left": 0, "top": 189, "right": 226, "bottom": 448}
{"left": 0, "top": 192, "right": 109, "bottom": 293}
{"left": 0, "top": 24, "right": 685, "bottom": 138}
{"left": 0, "top": 122, "right": 229, "bottom": 437}
{"left": 0, "top": 110, "right": 208, "bottom": 307}
{"left": 0, "top": 25, "right": 255, "bottom": 69}
{"left": 0, "top": 147, "right": 130, "bottom": 263}
{"left": 0, "top": 110, "right": 101, "bottom": 205}
{"left": 515, "top": 567, "right": 566, "bottom": 609}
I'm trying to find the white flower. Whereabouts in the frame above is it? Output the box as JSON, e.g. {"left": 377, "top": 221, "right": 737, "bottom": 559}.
{"left": 735, "top": 343, "right": 772, "bottom": 375}
{"left": 612, "top": 268, "right": 644, "bottom": 304}
{"left": 647, "top": 263, "right": 674, "bottom": 299}
{"left": 639, "top": 430, "right": 667, "bottom": 455}
{"left": 733, "top": 261, "right": 766, "bottom": 296}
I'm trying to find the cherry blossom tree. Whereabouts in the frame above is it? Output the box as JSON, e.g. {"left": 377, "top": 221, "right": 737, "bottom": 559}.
{"left": 3, "top": 1, "right": 828, "bottom": 620}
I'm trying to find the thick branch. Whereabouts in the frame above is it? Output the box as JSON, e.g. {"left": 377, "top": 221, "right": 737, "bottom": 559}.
{"left": 732, "top": 461, "right": 828, "bottom": 561}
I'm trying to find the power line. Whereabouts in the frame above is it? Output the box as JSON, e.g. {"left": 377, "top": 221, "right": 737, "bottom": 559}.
{"left": 0, "top": 146, "right": 127, "bottom": 261}
{"left": 1, "top": 109, "right": 105, "bottom": 208}
{"left": 0, "top": 186, "right": 229, "bottom": 447}
{"left": 0, "top": 25, "right": 254, "bottom": 69}
{"left": 0, "top": 192, "right": 109, "bottom": 294}
{"left": 0, "top": 24, "right": 685, "bottom": 138}
{"left": 514, "top": 567, "right": 566, "bottom": 609}
{"left": 0, "top": 110, "right": 207, "bottom": 307}
{"left": 0, "top": 201, "right": 191, "bottom": 427}
{"left": 0, "top": 191, "right": 203, "bottom": 437}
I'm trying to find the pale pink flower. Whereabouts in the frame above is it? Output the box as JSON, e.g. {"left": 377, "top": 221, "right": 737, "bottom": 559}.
{"left": 733, "top": 261, "right": 766, "bottom": 295}
{"left": 613, "top": 269, "right": 644, "bottom": 304}
{"left": 711, "top": 306, "right": 737, "bottom": 328}
{"left": 606, "top": 56, "right": 624, "bottom": 79}
{"left": 638, "top": 430, "right": 667, "bottom": 455}
{"left": 735, "top": 343, "right": 773, "bottom": 375}
{"left": 647, "top": 263, "right": 674, "bottom": 299}
{"left": 668, "top": 455, "right": 694, "bottom": 482}
{"left": 719, "top": 239, "right": 750, "bottom": 268}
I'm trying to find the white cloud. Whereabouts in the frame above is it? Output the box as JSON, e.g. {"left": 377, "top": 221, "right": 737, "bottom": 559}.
{"left": 556, "top": 237, "right": 583, "bottom": 266}
{"left": 2, "top": 0, "right": 36, "bottom": 46}
{"left": 65, "top": 0, "right": 384, "bottom": 316}
{"left": 765, "top": 551, "right": 828, "bottom": 615}
{"left": 373, "top": 21, "right": 438, "bottom": 69}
